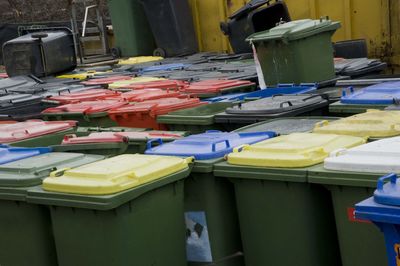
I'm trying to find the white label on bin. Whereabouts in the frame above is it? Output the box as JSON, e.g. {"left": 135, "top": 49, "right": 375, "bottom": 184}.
{"left": 252, "top": 43, "right": 267, "bottom": 89}
{"left": 185, "top": 211, "right": 212, "bottom": 263}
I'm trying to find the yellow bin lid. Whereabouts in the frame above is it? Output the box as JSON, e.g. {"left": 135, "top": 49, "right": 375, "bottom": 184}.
{"left": 227, "top": 133, "right": 366, "bottom": 168}
{"left": 56, "top": 71, "right": 108, "bottom": 80}
{"left": 118, "top": 56, "right": 163, "bottom": 65}
{"left": 313, "top": 110, "right": 400, "bottom": 138}
{"left": 109, "top": 77, "right": 165, "bottom": 89}
{"left": 43, "top": 154, "right": 192, "bottom": 195}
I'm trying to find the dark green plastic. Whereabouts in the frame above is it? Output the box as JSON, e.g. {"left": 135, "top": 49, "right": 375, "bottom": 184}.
{"left": 308, "top": 164, "right": 388, "bottom": 266}
{"left": 157, "top": 103, "right": 235, "bottom": 134}
{"left": 233, "top": 116, "right": 338, "bottom": 134}
{"left": 329, "top": 101, "right": 388, "bottom": 115}
{"left": 0, "top": 152, "right": 104, "bottom": 266}
{"left": 213, "top": 162, "right": 341, "bottom": 266}
{"left": 195, "top": 84, "right": 256, "bottom": 99}
{"left": 186, "top": 159, "right": 244, "bottom": 266}
{"left": 74, "top": 126, "right": 148, "bottom": 136}
{"left": 42, "top": 112, "right": 118, "bottom": 127}
{"left": 8, "top": 128, "right": 75, "bottom": 147}
{"left": 108, "top": 0, "right": 155, "bottom": 57}
{"left": 26, "top": 168, "right": 191, "bottom": 266}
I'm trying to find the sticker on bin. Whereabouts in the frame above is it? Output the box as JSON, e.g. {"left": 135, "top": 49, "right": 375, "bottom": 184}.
{"left": 62, "top": 131, "right": 184, "bottom": 144}
{"left": 341, "top": 82, "right": 400, "bottom": 105}
{"left": 313, "top": 110, "right": 400, "bottom": 138}
{"left": 227, "top": 133, "right": 366, "bottom": 168}
{"left": 118, "top": 56, "right": 163, "bottom": 65}
{"left": 0, "top": 120, "right": 77, "bottom": 143}
{"left": 0, "top": 146, "right": 51, "bottom": 164}
{"left": 121, "top": 80, "right": 187, "bottom": 91}
{"left": 185, "top": 211, "right": 212, "bottom": 263}
{"left": 145, "top": 130, "right": 276, "bottom": 160}
{"left": 324, "top": 136, "right": 400, "bottom": 173}
{"left": 109, "top": 89, "right": 181, "bottom": 102}
{"left": 182, "top": 80, "right": 255, "bottom": 94}
{"left": 42, "top": 100, "right": 128, "bottom": 114}
{"left": 109, "top": 77, "right": 165, "bottom": 89}
{"left": 48, "top": 89, "right": 121, "bottom": 104}
{"left": 42, "top": 154, "right": 193, "bottom": 194}
{"left": 81, "top": 76, "right": 133, "bottom": 86}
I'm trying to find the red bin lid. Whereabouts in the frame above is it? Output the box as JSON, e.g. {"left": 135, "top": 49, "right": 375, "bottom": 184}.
{"left": 122, "top": 80, "right": 188, "bottom": 90}
{"left": 182, "top": 79, "right": 255, "bottom": 94}
{"left": 110, "top": 89, "right": 182, "bottom": 102}
{"left": 42, "top": 100, "right": 128, "bottom": 114}
{"left": 0, "top": 120, "right": 77, "bottom": 143}
{"left": 49, "top": 89, "right": 121, "bottom": 104}
{"left": 81, "top": 76, "right": 133, "bottom": 85}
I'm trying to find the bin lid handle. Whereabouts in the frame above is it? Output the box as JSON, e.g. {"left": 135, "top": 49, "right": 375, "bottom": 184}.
{"left": 377, "top": 173, "right": 398, "bottom": 191}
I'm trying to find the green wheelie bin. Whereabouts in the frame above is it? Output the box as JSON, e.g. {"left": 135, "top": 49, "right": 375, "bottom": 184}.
{"left": 0, "top": 151, "right": 104, "bottom": 266}
{"left": 145, "top": 130, "right": 277, "bottom": 266}
{"left": 213, "top": 132, "right": 366, "bottom": 266}
{"left": 329, "top": 101, "right": 387, "bottom": 116}
{"left": 26, "top": 154, "right": 193, "bottom": 266}
{"left": 74, "top": 126, "right": 149, "bottom": 137}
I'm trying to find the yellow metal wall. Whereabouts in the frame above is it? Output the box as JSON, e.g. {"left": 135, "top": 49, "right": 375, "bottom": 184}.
{"left": 189, "top": 0, "right": 399, "bottom": 67}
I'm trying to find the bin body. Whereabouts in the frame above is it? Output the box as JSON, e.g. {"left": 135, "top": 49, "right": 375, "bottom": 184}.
{"left": 108, "top": 0, "right": 155, "bottom": 56}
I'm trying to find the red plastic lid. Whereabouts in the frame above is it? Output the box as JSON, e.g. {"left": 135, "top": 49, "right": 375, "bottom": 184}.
{"left": 182, "top": 79, "right": 255, "bottom": 94}
{"left": 122, "top": 80, "right": 188, "bottom": 90}
{"left": 62, "top": 131, "right": 184, "bottom": 144}
{"left": 42, "top": 100, "right": 128, "bottom": 114}
{"left": 108, "top": 98, "right": 206, "bottom": 116}
{"left": 107, "top": 88, "right": 182, "bottom": 102}
{"left": 0, "top": 73, "right": 8, "bottom": 78}
{"left": 0, "top": 120, "right": 77, "bottom": 143}
{"left": 81, "top": 76, "right": 133, "bottom": 85}
{"left": 49, "top": 89, "right": 121, "bottom": 104}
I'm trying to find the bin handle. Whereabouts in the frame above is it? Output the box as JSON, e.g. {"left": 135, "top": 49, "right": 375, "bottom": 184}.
{"left": 212, "top": 139, "right": 231, "bottom": 152}
{"left": 377, "top": 173, "right": 398, "bottom": 191}
{"left": 205, "top": 130, "right": 222, "bottom": 133}
{"left": 233, "top": 144, "right": 250, "bottom": 153}
{"left": 280, "top": 101, "right": 293, "bottom": 108}
{"left": 329, "top": 148, "right": 347, "bottom": 157}
{"left": 146, "top": 138, "right": 164, "bottom": 150}
{"left": 341, "top": 87, "right": 355, "bottom": 97}
{"left": 314, "top": 120, "right": 330, "bottom": 128}
{"left": 50, "top": 168, "right": 71, "bottom": 177}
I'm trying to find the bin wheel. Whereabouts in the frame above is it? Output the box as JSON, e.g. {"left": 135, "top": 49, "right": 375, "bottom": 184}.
{"left": 111, "top": 47, "right": 121, "bottom": 58}
{"left": 153, "top": 48, "right": 166, "bottom": 57}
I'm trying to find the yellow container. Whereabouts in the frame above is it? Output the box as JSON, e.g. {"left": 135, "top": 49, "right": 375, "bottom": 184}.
{"left": 227, "top": 132, "right": 366, "bottom": 168}
{"left": 43, "top": 154, "right": 192, "bottom": 195}
{"left": 108, "top": 77, "right": 165, "bottom": 89}
{"left": 313, "top": 109, "right": 400, "bottom": 138}
{"left": 118, "top": 56, "right": 163, "bottom": 65}
{"left": 57, "top": 71, "right": 109, "bottom": 80}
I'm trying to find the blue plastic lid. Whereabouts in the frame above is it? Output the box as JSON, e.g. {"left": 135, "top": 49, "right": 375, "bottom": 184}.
{"left": 203, "top": 84, "right": 316, "bottom": 103}
{"left": 141, "top": 63, "right": 189, "bottom": 73}
{"left": 145, "top": 130, "right": 276, "bottom": 160}
{"left": 0, "top": 146, "right": 52, "bottom": 164}
{"left": 373, "top": 173, "right": 400, "bottom": 206}
{"left": 341, "top": 82, "right": 400, "bottom": 105}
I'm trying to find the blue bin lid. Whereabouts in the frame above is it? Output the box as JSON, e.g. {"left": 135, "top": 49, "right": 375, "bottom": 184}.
{"left": 341, "top": 82, "right": 400, "bottom": 105}
{"left": 145, "top": 130, "right": 276, "bottom": 160}
{"left": 141, "top": 63, "right": 189, "bottom": 73}
{"left": 203, "top": 84, "right": 316, "bottom": 103}
{"left": 0, "top": 145, "right": 51, "bottom": 164}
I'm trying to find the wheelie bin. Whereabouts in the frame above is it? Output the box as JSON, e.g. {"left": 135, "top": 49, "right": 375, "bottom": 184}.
{"left": 308, "top": 136, "right": 400, "bottom": 266}
{"left": 145, "top": 130, "right": 276, "bottom": 266}
{"left": 181, "top": 80, "right": 256, "bottom": 99}
{"left": 46, "top": 89, "right": 121, "bottom": 104}
{"left": 26, "top": 154, "right": 193, "bottom": 266}
{"left": 0, "top": 151, "right": 104, "bottom": 266}
{"left": 214, "top": 132, "right": 366, "bottom": 266}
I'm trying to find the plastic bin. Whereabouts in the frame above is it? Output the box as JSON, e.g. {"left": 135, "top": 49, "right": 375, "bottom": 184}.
{"left": 74, "top": 126, "right": 149, "bottom": 137}
{"left": 329, "top": 101, "right": 387, "bottom": 115}
{"left": 234, "top": 116, "right": 338, "bottom": 135}
{"left": 307, "top": 137, "right": 400, "bottom": 266}
{"left": 108, "top": 97, "right": 206, "bottom": 130}
{"left": 81, "top": 76, "right": 133, "bottom": 86}
{"left": 9, "top": 84, "right": 99, "bottom": 99}
{"left": 116, "top": 79, "right": 187, "bottom": 92}
{"left": 248, "top": 19, "right": 340, "bottom": 85}
{"left": 110, "top": 89, "right": 182, "bottom": 102}
{"left": 214, "top": 132, "right": 366, "bottom": 266}
{"left": 139, "top": 0, "right": 198, "bottom": 57}
{"left": 356, "top": 173, "right": 400, "bottom": 266}
{"left": 157, "top": 102, "right": 235, "bottom": 134}
{"left": 108, "top": 0, "right": 155, "bottom": 57}
{"left": 203, "top": 83, "right": 317, "bottom": 102}
{"left": 341, "top": 82, "right": 400, "bottom": 105}
{"left": 117, "top": 56, "right": 163, "bottom": 65}
{"left": 313, "top": 110, "right": 400, "bottom": 139}
{"left": 108, "top": 77, "right": 165, "bottom": 89}
{"left": 42, "top": 100, "right": 127, "bottom": 127}
{"left": 215, "top": 94, "right": 329, "bottom": 129}
{"left": 1, "top": 120, "right": 77, "bottom": 147}
{"left": 181, "top": 80, "right": 256, "bottom": 98}
{"left": 0, "top": 152, "right": 104, "bottom": 266}
{"left": 26, "top": 154, "right": 192, "bottom": 266}
{"left": 220, "top": 0, "right": 291, "bottom": 54}
{"left": 46, "top": 89, "right": 121, "bottom": 104}
{"left": 146, "top": 130, "right": 276, "bottom": 265}
{"left": 52, "top": 131, "right": 187, "bottom": 156}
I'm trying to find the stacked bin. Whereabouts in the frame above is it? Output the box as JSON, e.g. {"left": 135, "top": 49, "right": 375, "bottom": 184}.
{"left": 27, "top": 154, "right": 193, "bottom": 266}
{"left": 214, "top": 133, "right": 366, "bottom": 266}
{"left": 0, "top": 150, "right": 104, "bottom": 266}
{"left": 181, "top": 80, "right": 256, "bottom": 99}
{"left": 146, "top": 131, "right": 276, "bottom": 265}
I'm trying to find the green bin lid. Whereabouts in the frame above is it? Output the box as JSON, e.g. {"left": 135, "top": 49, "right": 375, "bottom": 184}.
{"left": 247, "top": 18, "right": 340, "bottom": 42}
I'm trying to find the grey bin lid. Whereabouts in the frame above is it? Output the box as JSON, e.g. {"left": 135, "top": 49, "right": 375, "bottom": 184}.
{"left": 247, "top": 18, "right": 340, "bottom": 42}
{"left": 0, "top": 94, "right": 43, "bottom": 107}
{"left": 0, "top": 76, "right": 37, "bottom": 90}
{"left": 225, "top": 94, "right": 326, "bottom": 115}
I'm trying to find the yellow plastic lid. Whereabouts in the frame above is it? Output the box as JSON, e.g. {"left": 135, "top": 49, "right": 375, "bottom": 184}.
{"left": 109, "top": 77, "right": 166, "bottom": 89}
{"left": 313, "top": 110, "right": 400, "bottom": 138}
{"left": 118, "top": 56, "right": 163, "bottom": 65}
{"left": 227, "top": 133, "right": 366, "bottom": 168}
{"left": 56, "top": 71, "right": 108, "bottom": 80}
{"left": 43, "top": 154, "right": 192, "bottom": 195}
